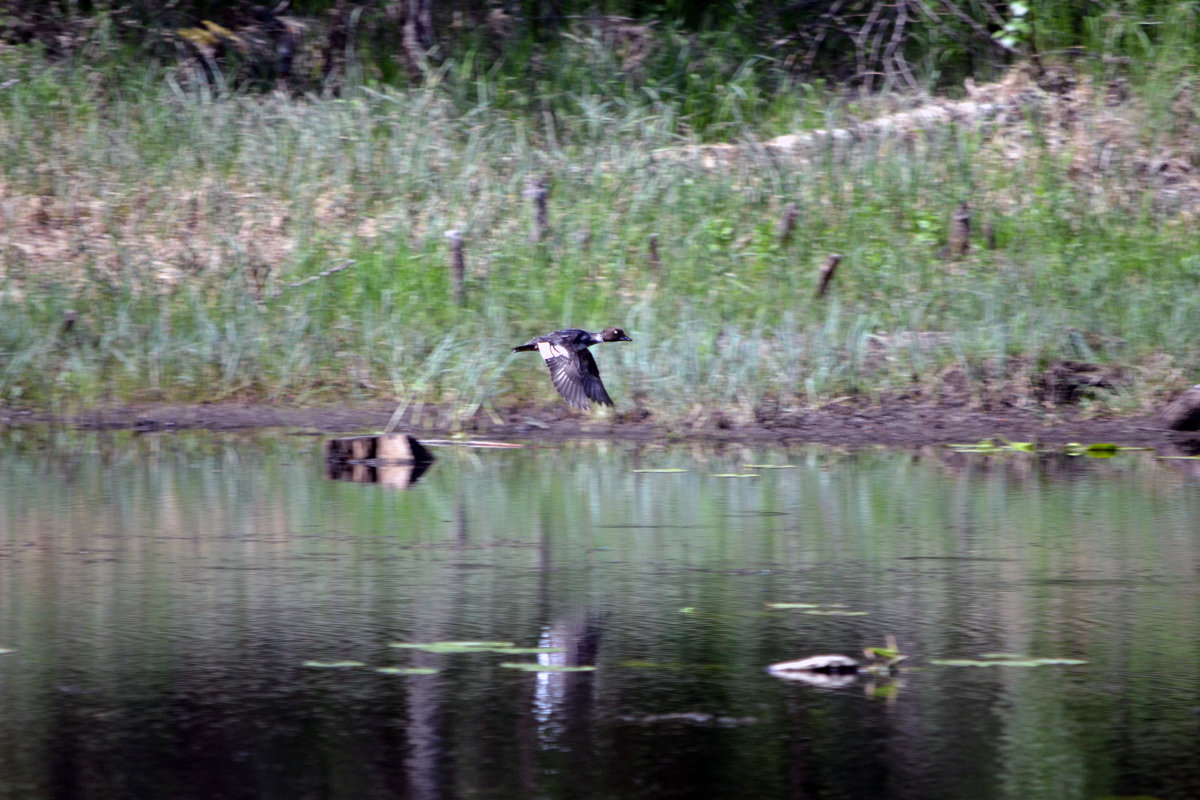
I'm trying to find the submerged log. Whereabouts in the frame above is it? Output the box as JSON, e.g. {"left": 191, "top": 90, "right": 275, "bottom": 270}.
{"left": 326, "top": 433, "right": 435, "bottom": 464}
{"left": 1160, "top": 384, "right": 1200, "bottom": 431}
{"left": 767, "top": 654, "right": 860, "bottom": 675}
{"left": 766, "top": 654, "right": 860, "bottom": 687}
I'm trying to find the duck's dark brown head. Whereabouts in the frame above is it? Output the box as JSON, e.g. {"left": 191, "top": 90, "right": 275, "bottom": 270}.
{"left": 601, "top": 327, "right": 632, "bottom": 343}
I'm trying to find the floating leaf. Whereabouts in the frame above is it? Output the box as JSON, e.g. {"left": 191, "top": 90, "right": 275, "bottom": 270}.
{"left": 744, "top": 464, "right": 795, "bottom": 469}
{"left": 803, "top": 610, "right": 869, "bottom": 616}
{"left": 949, "top": 440, "right": 1000, "bottom": 453}
{"left": 679, "top": 607, "right": 696, "bottom": 614}
{"left": 1066, "top": 442, "right": 1146, "bottom": 456}
{"left": 865, "top": 646, "right": 901, "bottom": 659}
{"left": 950, "top": 437, "right": 1037, "bottom": 454}
{"left": 389, "top": 641, "right": 515, "bottom": 653}
{"left": 303, "top": 660, "right": 365, "bottom": 668}
{"left": 632, "top": 468, "right": 689, "bottom": 473}
{"left": 375, "top": 667, "right": 439, "bottom": 675}
{"left": 500, "top": 662, "right": 596, "bottom": 673}
{"left": 618, "top": 660, "right": 679, "bottom": 669}
{"left": 765, "top": 602, "right": 821, "bottom": 610}
{"left": 932, "top": 657, "right": 1087, "bottom": 667}
{"left": 712, "top": 473, "right": 759, "bottom": 478}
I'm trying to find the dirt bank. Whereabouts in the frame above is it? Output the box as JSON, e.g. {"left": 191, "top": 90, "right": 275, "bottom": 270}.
{"left": 7, "top": 399, "right": 1196, "bottom": 452}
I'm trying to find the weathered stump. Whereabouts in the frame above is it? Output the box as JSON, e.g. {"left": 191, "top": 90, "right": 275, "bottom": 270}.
{"left": 948, "top": 200, "right": 971, "bottom": 257}
{"left": 776, "top": 202, "right": 799, "bottom": 246}
{"left": 1160, "top": 384, "right": 1200, "bottom": 431}
{"left": 445, "top": 229, "right": 465, "bottom": 304}
{"left": 815, "top": 254, "right": 842, "bottom": 298}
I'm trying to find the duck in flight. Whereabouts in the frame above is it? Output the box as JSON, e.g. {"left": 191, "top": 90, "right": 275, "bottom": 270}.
{"left": 512, "top": 327, "right": 632, "bottom": 409}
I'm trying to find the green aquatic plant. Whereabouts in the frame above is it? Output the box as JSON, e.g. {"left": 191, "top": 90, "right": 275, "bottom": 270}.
{"left": 375, "top": 667, "right": 439, "bottom": 676}
{"left": 302, "top": 660, "right": 366, "bottom": 668}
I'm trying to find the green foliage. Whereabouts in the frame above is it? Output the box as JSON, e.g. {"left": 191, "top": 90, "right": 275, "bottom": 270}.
{"left": 2, "top": 8, "right": 1200, "bottom": 423}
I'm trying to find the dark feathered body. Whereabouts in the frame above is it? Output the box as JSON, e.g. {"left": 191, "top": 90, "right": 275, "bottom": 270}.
{"left": 512, "top": 327, "right": 632, "bottom": 409}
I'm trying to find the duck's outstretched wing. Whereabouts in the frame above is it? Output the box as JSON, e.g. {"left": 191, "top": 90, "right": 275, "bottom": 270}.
{"left": 576, "top": 349, "right": 614, "bottom": 406}
{"left": 532, "top": 342, "right": 613, "bottom": 409}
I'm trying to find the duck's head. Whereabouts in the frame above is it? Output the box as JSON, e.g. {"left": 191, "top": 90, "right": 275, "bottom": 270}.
{"left": 601, "top": 327, "right": 633, "bottom": 343}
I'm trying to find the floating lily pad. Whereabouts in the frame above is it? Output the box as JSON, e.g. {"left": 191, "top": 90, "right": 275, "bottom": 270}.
{"left": 803, "top": 610, "right": 869, "bottom": 616}
{"left": 712, "top": 473, "right": 759, "bottom": 478}
{"left": 389, "top": 641, "right": 515, "bottom": 653}
{"left": 744, "top": 464, "right": 795, "bottom": 469}
{"left": 765, "top": 602, "right": 821, "bottom": 610}
{"left": 932, "top": 657, "right": 1087, "bottom": 667}
{"left": 950, "top": 437, "right": 1036, "bottom": 454}
{"left": 303, "top": 660, "right": 365, "bottom": 668}
{"left": 632, "top": 468, "right": 689, "bottom": 473}
{"left": 499, "top": 662, "right": 596, "bottom": 673}
{"left": 375, "top": 667, "right": 439, "bottom": 675}
{"left": 679, "top": 607, "right": 696, "bottom": 613}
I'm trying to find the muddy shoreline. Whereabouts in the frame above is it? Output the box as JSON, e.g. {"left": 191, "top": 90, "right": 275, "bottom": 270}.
{"left": 6, "top": 400, "right": 1196, "bottom": 452}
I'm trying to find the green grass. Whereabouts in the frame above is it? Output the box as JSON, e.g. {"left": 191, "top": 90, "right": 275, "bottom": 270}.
{"left": 1, "top": 36, "right": 1198, "bottom": 426}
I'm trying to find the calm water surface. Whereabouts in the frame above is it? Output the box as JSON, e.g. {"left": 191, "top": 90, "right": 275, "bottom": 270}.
{"left": 1, "top": 429, "right": 1199, "bottom": 800}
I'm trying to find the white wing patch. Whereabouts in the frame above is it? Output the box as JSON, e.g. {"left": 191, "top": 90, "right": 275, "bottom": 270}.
{"left": 536, "top": 341, "right": 571, "bottom": 361}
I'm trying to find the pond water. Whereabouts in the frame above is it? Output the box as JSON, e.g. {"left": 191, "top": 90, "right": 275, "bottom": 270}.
{"left": 1, "top": 428, "right": 1199, "bottom": 800}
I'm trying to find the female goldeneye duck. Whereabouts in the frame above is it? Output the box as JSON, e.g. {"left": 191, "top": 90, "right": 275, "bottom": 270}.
{"left": 512, "top": 327, "right": 633, "bottom": 409}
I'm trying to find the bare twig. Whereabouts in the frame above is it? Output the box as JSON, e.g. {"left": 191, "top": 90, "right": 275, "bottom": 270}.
{"left": 276, "top": 259, "right": 356, "bottom": 295}
{"left": 802, "top": 0, "right": 847, "bottom": 73}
